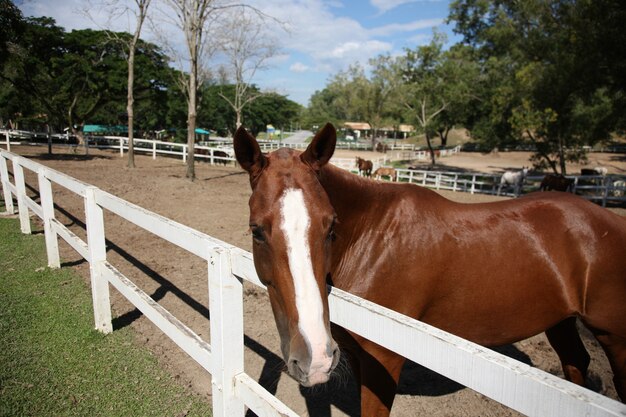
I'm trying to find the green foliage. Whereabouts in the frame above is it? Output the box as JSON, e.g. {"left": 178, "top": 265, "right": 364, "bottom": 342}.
{"left": 0, "top": 218, "right": 212, "bottom": 416}
{"left": 449, "top": 0, "right": 626, "bottom": 173}
{"left": 199, "top": 84, "right": 301, "bottom": 136}
{"left": 0, "top": 15, "right": 300, "bottom": 136}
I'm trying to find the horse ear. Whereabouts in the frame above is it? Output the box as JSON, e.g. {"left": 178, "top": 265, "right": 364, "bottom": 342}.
{"left": 301, "top": 122, "right": 336, "bottom": 171}
{"left": 233, "top": 126, "right": 267, "bottom": 178}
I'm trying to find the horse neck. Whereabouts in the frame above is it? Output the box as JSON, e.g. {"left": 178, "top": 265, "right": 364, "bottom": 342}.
{"left": 319, "top": 163, "right": 372, "bottom": 217}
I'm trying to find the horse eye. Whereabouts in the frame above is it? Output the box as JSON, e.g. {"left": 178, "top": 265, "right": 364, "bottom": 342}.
{"left": 327, "top": 218, "right": 337, "bottom": 242}
{"left": 250, "top": 225, "right": 266, "bottom": 243}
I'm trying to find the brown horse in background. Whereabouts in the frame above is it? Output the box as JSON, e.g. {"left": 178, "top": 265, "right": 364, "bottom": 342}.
{"left": 540, "top": 173, "right": 575, "bottom": 192}
{"left": 355, "top": 156, "right": 373, "bottom": 177}
{"left": 373, "top": 166, "right": 396, "bottom": 182}
{"left": 234, "top": 123, "right": 626, "bottom": 416}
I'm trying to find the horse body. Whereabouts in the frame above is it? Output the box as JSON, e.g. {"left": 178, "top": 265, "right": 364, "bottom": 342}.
{"left": 324, "top": 165, "right": 623, "bottom": 332}
{"left": 498, "top": 167, "right": 528, "bottom": 195}
{"left": 234, "top": 124, "right": 626, "bottom": 416}
{"left": 540, "top": 173, "right": 575, "bottom": 192}
{"left": 355, "top": 157, "right": 373, "bottom": 177}
{"left": 372, "top": 167, "right": 396, "bottom": 181}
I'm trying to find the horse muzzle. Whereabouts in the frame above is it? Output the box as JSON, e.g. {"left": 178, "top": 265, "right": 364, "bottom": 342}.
{"left": 286, "top": 343, "right": 341, "bottom": 387}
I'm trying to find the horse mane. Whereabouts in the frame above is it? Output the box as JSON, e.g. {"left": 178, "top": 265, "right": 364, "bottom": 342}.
{"left": 320, "top": 162, "right": 445, "bottom": 212}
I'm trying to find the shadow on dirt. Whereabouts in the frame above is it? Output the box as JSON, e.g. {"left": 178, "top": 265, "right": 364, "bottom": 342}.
{"left": 28, "top": 152, "right": 113, "bottom": 162}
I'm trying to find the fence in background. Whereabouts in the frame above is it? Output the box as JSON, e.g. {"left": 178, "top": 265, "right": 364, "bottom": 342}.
{"left": 2, "top": 129, "right": 625, "bottom": 207}
{"left": 395, "top": 169, "right": 626, "bottom": 205}
{"left": 2, "top": 149, "right": 625, "bottom": 416}
{"left": 0, "top": 129, "right": 462, "bottom": 163}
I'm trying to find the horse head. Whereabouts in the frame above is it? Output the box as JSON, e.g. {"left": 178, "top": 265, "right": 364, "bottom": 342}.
{"left": 234, "top": 123, "right": 341, "bottom": 387}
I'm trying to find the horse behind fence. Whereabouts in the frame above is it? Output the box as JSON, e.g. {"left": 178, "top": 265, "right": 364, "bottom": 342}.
{"left": 355, "top": 157, "right": 373, "bottom": 177}
{"left": 498, "top": 167, "right": 528, "bottom": 196}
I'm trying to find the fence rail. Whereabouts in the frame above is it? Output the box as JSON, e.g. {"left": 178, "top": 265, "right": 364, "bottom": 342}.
{"left": 396, "top": 168, "right": 626, "bottom": 205}
{"left": 2, "top": 149, "right": 626, "bottom": 416}
{"left": 0, "top": 129, "right": 463, "bottom": 165}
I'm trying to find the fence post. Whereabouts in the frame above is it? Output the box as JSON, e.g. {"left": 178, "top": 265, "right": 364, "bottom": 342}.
{"left": 602, "top": 177, "right": 610, "bottom": 207}
{"left": 119, "top": 137, "right": 124, "bottom": 157}
{"left": 12, "top": 157, "right": 31, "bottom": 234}
{"left": 84, "top": 186, "right": 113, "bottom": 334}
{"left": 38, "top": 167, "right": 60, "bottom": 268}
{"left": 5, "top": 131, "right": 10, "bottom": 152}
{"left": 208, "top": 247, "right": 245, "bottom": 417}
{"left": 152, "top": 141, "right": 156, "bottom": 160}
{"left": 182, "top": 145, "right": 187, "bottom": 163}
{"left": 0, "top": 153, "right": 15, "bottom": 214}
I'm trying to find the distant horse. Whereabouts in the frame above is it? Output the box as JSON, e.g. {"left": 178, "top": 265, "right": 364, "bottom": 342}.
{"left": 355, "top": 157, "right": 373, "bottom": 177}
{"left": 373, "top": 167, "right": 396, "bottom": 181}
{"left": 234, "top": 124, "right": 626, "bottom": 417}
{"left": 582, "top": 167, "right": 608, "bottom": 176}
{"left": 213, "top": 150, "right": 230, "bottom": 166}
{"left": 540, "top": 173, "right": 575, "bottom": 192}
{"left": 613, "top": 180, "right": 626, "bottom": 197}
{"left": 375, "top": 142, "right": 388, "bottom": 153}
{"left": 497, "top": 167, "right": 528, "bottom": 196}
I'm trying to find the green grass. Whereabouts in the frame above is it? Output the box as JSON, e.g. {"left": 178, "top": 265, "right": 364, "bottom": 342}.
{"left": 0, "top": 217, "right": 212, "bottom": 417}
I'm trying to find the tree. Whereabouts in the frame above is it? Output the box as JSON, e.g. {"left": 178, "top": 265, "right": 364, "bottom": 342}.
{"left": 1, "top": 17, "right": 66, "bottom": 130}
{"left": 0, "top": 0, "right": 24, "bottom": 69}
{"left": 84, "top": 0, "right": 153, "bottom": 167}
{"left": 160, "top": 0, "right": 271, "bottom": 180}
{"left": 430, "top": 44, "right": 481, "bottom": 147}
{"left": 217, "top": 8, "right": 279, "bottom": 128}
{"left": 358, "top": 55, "right": 399, "bottom": 145}
{"left": 199, "top": 83, "right": 301, "bottom": 136}
{"left": 302, "top": 87, "right": 344, "bottom": 130}
{"left": 1, "top": 18, "right": 170, "bottom": 146}
{"left": 160, "top": 0, "right": 222, "bottom": 180}
{"left": 399, "top": 33, "right": 452, "bottom": 165}
{"left": 449, "top": 0, "right": 626, "bottom": 173}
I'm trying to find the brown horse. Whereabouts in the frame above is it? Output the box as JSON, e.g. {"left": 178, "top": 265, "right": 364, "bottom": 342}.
{"left": 355, "top": 157, "right": 373, "bottom": 177}
{"left": 234, "top": 123, "right": 626, "bottom": 416}
{"left": 540, "top": 173, "right": 575, "bottom": 192}
{"left": 373, "top": 166, "right": 396, "bottom": 182}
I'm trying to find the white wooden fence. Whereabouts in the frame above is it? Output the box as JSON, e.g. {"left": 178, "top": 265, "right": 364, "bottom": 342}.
{"left": 395, "top": 169, "right": 626, "bottom": 205}
{"left": 1, "top": 149, "right": 626, "bottom": 417}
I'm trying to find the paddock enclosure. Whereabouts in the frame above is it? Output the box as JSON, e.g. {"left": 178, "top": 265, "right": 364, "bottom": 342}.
{"left": 2, "top": 143, "right": 626, "bottom": 417}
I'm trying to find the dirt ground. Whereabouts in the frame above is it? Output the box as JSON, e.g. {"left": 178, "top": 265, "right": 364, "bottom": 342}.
{"left": 5, "top": 144, "right": 625, "bottom": 417}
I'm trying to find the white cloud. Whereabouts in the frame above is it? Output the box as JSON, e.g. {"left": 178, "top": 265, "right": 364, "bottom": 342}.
{"left": 17, "top": 0, "right": 452, "bottom": 105}
{"left": 370, "top": 18, "right": 444, "bottom": 37}
{"left": 370, "top": 0, "right": 418, "bottom": 14}
{"left": 290, "top": 62, "right": 310, "bottom": 73}
{"left": 321, "top": 40, "right": 392, "bottom": 60}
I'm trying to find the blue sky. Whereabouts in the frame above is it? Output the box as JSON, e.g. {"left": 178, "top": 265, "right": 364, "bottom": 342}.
{"left": 17, "top": 0, "right": 458, "bottom": 106}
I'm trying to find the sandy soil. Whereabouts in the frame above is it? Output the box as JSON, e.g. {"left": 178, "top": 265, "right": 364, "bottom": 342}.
{"left": 6, "top": 144, "right": 625, "bottom": 417}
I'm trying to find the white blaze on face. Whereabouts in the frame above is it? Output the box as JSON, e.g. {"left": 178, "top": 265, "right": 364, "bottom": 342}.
{"left": 280, "top": 188, "right": 329, "bottom": 370}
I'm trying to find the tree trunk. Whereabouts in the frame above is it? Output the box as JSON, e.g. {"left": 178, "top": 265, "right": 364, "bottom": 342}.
{"left": 426, "top": 131, "right": 436, "bottom": 166}
{"left": 186, "top": 72, "right": 197, "bottom": 181}
{"left": 127, "top": 46, "right": 136, "bottom": 168}
{"left": 236, "top": 110, "right": 242, "bottom": 129}
{"left": 126, "top": 46, "right": 135, "bottom": 168}
{"left": 438, "top": 126, "right": 450, "bottom": 147}
{"left": 557, "top": 135, "right": 567, "bottom": 175}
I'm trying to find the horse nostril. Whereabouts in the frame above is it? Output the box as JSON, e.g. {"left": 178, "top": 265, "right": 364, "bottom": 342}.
{"left": 288, "top": 358, "right": 305, "bottom": 379}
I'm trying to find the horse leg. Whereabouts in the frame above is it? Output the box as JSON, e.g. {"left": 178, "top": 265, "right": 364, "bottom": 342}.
{"left": 358, "top": 340, "right": 406, "bottom": 417}
{"left": 589, "top": 330, "right": 626, "bottom": 401}
{"left": 545, "top": 317, "right": 590, "bottom": 386}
